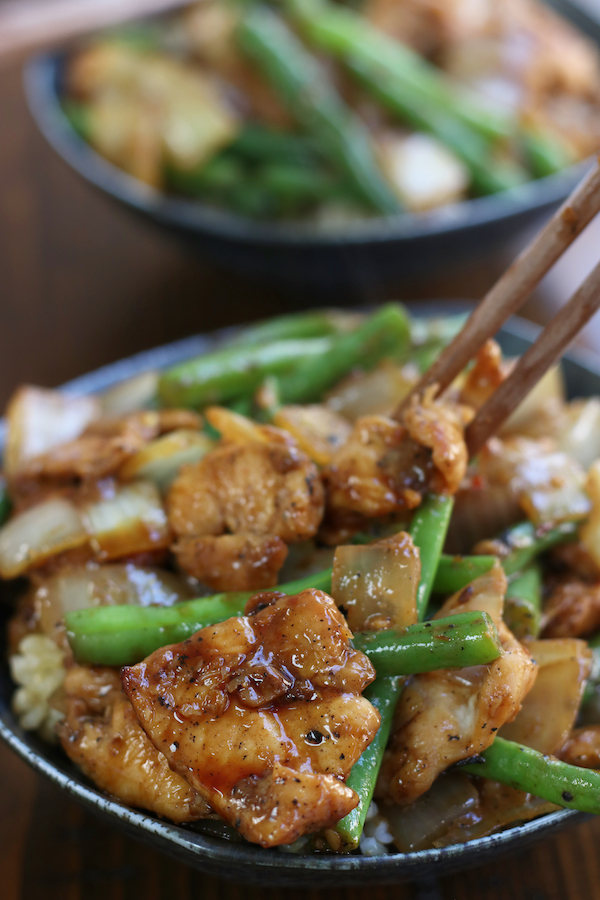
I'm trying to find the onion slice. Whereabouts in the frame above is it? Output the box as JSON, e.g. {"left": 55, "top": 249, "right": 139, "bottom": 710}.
{"left": 5, "top": 387, "right": 100, "bottom": 477}
{"left": 82, "top": 481, "right": 171, "bottom": 560}
{"left": 0, "top": 497, "right": 88, "bottom": 579}
{"left": 331, "top": 532, "right": 420, "bottom": 631}
{"left": 119, "top": 429, "right": 214, "bottom": 490}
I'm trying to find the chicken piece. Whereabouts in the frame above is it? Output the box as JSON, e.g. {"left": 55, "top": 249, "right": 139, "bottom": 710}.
{"left": 377, "top": 565, "right": 536, "bottom": 806}
{"left": 542, "top": 580, "right": 600, "bottom": 639}
{"left": 59, "top": 666, "right": 211, "bottom": 823}
{"left": 323, "top": 389, "right": 471, "bottom": 541}
{"left": 122, "top": 589, "right": 380, "bottom": 847}
{"left": 167, "top": 421, "right": 324, "bottom": 590}
{"left": 558, "top": 726, "right": 600, "bottom": 769}
{"left": 174, "top": 533, "right": 288, "bottom": 592}
{"left": 11, "top": 409, "right": 203, "bottom": 503}
{"left": 460, "top": 340, "right": 506, "bottom": 411}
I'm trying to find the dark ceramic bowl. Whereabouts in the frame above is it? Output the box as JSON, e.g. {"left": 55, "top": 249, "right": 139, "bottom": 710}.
{"left": 22, "top": 0, "right": 600, "bottom": 288}
{"left": 2, "top": 306, "right": 600, "bottom": 884}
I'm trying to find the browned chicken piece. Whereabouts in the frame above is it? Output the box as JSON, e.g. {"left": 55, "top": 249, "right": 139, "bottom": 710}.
{"left": 542, "top": 580, "right": 600, "bottom": 639}
{"left": 59, "top": 665, "right": 212, "bottom": 823}
{"left": 11, "top": 409, "right": 203, "bottom": 503}
{"left": 174, "top": 533, "right": 289, "bottom": 592}
{"left": 323, "top": 389, "right": 472, "bottom": 542}
{"left": 122, "top": 589, "right": 380, "bottom": 847}
{"left": 558, "top": 726, "right": 600, "bottom": 768}
{"left": 377, "top": 565, "right": 536, "bottom": 806}
{"left": 167, "top": 422, "right": 324, "bottom": 590}
{"left": 460, "top": 340, "right": 507, "bottom": 411}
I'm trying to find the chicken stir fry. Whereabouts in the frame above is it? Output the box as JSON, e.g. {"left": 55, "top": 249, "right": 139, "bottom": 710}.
{"left": 62, "top": 0, "right": 600, "bottom": 222}
{"left": 122, "top": 589, "right": 379, "bottom": 846}
{"left": 6, "top": 305, "right": 600, "bottom": 856}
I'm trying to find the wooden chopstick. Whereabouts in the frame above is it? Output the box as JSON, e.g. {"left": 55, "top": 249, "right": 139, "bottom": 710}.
{"left": 395, "top": 156, "right": 600, "bottom": 418}
{"left": 465, "top": 257, "right": 600, "bottom": 456}
{"left": 0, "top": 0, "right": 185, "bottom": 66}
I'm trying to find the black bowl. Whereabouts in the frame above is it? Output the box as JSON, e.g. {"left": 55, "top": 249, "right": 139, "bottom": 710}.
{"left": 2, "top": 306, "right": 600, "bottom": 885}
{"left": 22, "top": 0, "right": 600, "bottom": 289}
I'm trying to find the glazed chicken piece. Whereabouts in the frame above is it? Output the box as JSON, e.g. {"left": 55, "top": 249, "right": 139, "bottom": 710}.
{"left": 167, "top": 414, "right": 324, "bottom": 591}
{"left": 122, "top": 588, "right": 380, "bottom": 847}
{"left": 542, "top": 580, "right": 600, "bottom": 639}
{"left": 559, "top": 726, "right": 600, "bottom": 768}
{"left": 11, "top": 409, "right": 202, "bottom": 503}
{"left": 58, "top": 665, "right": 211, "bottom": 823}
{"left": 377, "top": 565, "right": 536, "bottom": 806}
{"left": 323, "top": 388, "right": 472, "bottom": 542}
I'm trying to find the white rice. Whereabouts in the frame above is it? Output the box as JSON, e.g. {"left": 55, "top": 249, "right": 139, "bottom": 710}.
{"left": 9, "top": 634, "right": 65, "bottom": 742}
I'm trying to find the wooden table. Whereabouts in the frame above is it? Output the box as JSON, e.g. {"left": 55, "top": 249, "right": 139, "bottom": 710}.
{"left": 2, "top": 46, "right": 600, "bottom": 900}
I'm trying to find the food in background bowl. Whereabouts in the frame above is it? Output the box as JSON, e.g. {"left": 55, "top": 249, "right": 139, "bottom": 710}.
{"left": 5, "top": 306, "right": 600, "bottom": 857}
{"left": 62, "top": 0, "right": 600, "bottom": 223}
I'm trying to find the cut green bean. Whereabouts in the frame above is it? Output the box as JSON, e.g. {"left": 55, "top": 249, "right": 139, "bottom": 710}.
{"left": 460, "top": 737, "right": 600, "bottom": 815}
{"left": 504, "top": 565, "right": 542, "bottom": 639}
{"left": 158, "top": 336, "right": 331, "bottom": 408}
{"left": 237, "top": 5, "right": 401, "bottom": 214}
{"left": 277, "top": 303, "right": 410, "bottom": 404}
{"left": 335, "top": 492, "right": 454, "bottom": 848}
{"left": 501, "top": 520, "right": 579, "bottom": 577}
{"left": 290, "top": 0, "right": 528, "bottom": 195}
{"left": 411, "top": 494, "right": 455, "bottom": 620}
{"left": 66, "top": 567, "right": 333, "bottom": 667}
{"left": 226, "top": 309, "right": 361, "bottom": 348}
{"left": 353, "top": 611, "right": 501, "bottom": 675}
{"left": 433, "top": 554, "right": 497, "bottom": 594}
{"left": 521, "top": 129, "right": 573, "bottom": 178}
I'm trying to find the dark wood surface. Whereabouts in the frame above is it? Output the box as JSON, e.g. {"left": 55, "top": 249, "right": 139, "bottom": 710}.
{"left": 3, "top": 42, "right": 600, "bottom": 900}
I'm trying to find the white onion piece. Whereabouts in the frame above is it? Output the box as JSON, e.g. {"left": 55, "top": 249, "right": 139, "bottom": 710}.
{"left": 500, "top": 638, "right": 591, "bottom": 754}
{"left": 82, "top": 481, "right": 171, "bottom": 560}
{"left": 325, "top": 361, "right": 418, "bottom": 422}
{"left": 35, "top": 563, "right": 191, "bottom": 638}
{"left": 119, "top": 429, "right": 213, "bottom": 490}
{"left": 0, "top": 498, "right": 88, "bottom": 579}
{"left": 500, "top": 365, "right": 565, "bottom": 439}
{"left": 557, "top": 399, "right": 600, "bottom": 470}
{"left": 101, "top": 370, "right": 158, "bottom": 415}
{"left": 385, "top": 772, "right": 479, "bottom": 853}
{"left": 480, "top": 437, "right": 590, "bottom": 525}
{"left": 378, "top": 132, "right": 469, "bottom": 212}
{"left": 331, "top": 532, "right": 420, "bottom": 631}
{"left": 5, "top": 386, "right": 100, "bottom": 476}
{"left": 273, "top": 405, "right": 351, "bottom": 465}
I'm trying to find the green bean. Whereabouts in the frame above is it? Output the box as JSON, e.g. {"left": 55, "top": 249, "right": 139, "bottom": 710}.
{"left": 432, "top": 554, "right": 497, "bottom": 595}
{"left": 158, "top": 336, "right": 331, "bottom": 409}
{"left": 411, "top": 495, "right": 455, "bottom": 620}
{"left": 237, "top": 5, "right": 401, "bottom": 215}
{"left": 521, "top": 129, "right": 573, "bottom": 178}
{"left": 501, "top": 520, "right": 579, "bottom": 577}
{"left": 277, "top": 303, "right": 410, "bottom": 404}
{"left": 460, "top": 737, "right": 600, "bottom": 815}
{"left": 66, "top": 567, "right": 333, "bottom": 667}
{"left": 353, "top": 611, "right": 501, "bottom": 675}
{"left": 504, "top": 565, "right": 542, "bottom": 639}
{"left": 165, "top": 155, "right": 245, "bottom": 197}
{"left": 62, "top": 100, "right": 92, "bottom": 141}
{"left": 289, "top": 0, "right": 510, "bottom": 143}
{"left": 289, "top": 0, "right": 528, "bottom": 195}
{"left": 335, "top": 492, "right": 454, "bottom": 848}
{"left": 0, "top": 478, "right": 11, "bottom": 528}
{"left": 226, "top": 309, "right": 358, "bottom": 348}
{"left": 227, "top": 124, "right": 320, "bottom": 166}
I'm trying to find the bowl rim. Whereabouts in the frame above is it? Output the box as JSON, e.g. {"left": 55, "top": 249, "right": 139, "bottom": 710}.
{"left": 23, "top": 49, "right": 594, "bottom": 249}
{"left": 2, "top": 303, "right": 600, "bottom": 883}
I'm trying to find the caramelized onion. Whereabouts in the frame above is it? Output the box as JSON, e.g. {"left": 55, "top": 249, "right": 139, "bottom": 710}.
{"left": 273, "top": 405, "right": 351, "bottom": 465}
{"left": 331, "top": 532, "right": 420, "bottom": 631}
{"left": 82, "top": 481, "right": 171, "bottom": 560}
{"left": 0, "top": 498, "right": 88, "bottom": 578}
{"left": 500, "top": 638, "right": 591, "bottom": 753}
{"left": 119, "top": 429, "right": 213, "bottom": 490}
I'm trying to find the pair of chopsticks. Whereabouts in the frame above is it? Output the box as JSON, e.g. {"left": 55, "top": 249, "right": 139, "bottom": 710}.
{"left": 396, "top": 157, "right": 600, "bottom": 458}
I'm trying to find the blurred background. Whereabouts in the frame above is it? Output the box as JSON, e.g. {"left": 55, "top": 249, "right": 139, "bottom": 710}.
{"left": 2, "top": 0, "right": 600, "bottom": 898}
